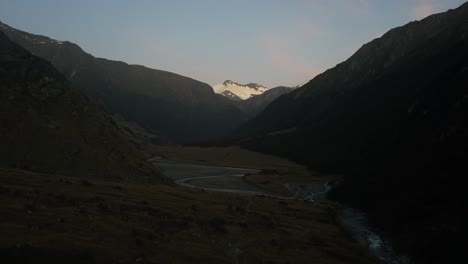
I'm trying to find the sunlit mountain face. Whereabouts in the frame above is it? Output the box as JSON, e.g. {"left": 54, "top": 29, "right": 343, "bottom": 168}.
{"left": 213, "top": 80, "right": 268, "bottom": 100}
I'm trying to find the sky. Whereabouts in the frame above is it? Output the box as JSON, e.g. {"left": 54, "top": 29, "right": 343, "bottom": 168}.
{"left": 0, "top": 0, "right": 466, "bottom": 87}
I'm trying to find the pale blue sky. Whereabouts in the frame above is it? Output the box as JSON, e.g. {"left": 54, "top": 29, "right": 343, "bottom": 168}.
{"left": 0, "top": 0, "right": 466, "bottom": 87}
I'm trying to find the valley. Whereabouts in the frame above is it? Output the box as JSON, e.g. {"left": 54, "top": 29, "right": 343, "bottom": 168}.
{"left": 0, "top": 148, "right": 377, "bottom": 264}
{"left": 150, "top": 147, "right": 405, "bottom": 264}
{"left": 1, "top": 1, "right": 467, "bottom": 263}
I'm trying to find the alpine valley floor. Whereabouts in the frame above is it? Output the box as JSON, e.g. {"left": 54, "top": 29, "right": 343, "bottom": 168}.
{"left": 0, "top": 146, "right": 378, "bottom": 264}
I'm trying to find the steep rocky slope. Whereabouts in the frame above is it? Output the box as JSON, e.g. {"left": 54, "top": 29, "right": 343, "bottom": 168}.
{"left": 236, "top": 2, "right": 468, "bottom": 171}
{"left": 234, "top": 3, "right": 468, "bottom": 263}
{"left": 0, "top": 32, "right": 157, "bottom": 181}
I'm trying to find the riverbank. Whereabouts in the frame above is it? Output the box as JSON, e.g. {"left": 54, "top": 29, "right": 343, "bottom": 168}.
{"left": 150, "top": 146, "right": 406, "bottom": 264}
{"left": 0, "top": 161, "right": 377, "bottom": 264}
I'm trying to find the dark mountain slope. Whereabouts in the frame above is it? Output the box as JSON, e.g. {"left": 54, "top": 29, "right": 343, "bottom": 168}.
{"left": 236, "top": 2, "right": 468, "bottom": 171}
{"left": 235, "top": 86, "right": 294, "bottom": 117}
{"left": 234, "top": 3, "right": 468, "bottom": 263}
{"left": 0, "top": 22, "right": 246, "bottom": 143}
{"left": 0, "top": 32, "right": 158, "bottom": 181}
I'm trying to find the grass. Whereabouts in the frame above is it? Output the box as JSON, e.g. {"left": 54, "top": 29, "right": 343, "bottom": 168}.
{"left": 0, "top": 168, "right": 376, "bottom": 264}
{"left": 244, "top": 172, "right": 295, "bottom": 195}
{"left": 148, "top": 146, "right": 305, "bottom": 170}
{"left": 150, "top": 146, "right": 340, "bottom": 196}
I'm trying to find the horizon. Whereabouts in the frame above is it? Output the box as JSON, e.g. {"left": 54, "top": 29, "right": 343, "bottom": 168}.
{"left": 0, "top": 0, "right": 466, "bottom": 87}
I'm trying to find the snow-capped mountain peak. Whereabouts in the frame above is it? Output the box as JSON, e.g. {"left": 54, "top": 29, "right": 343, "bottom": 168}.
{"left": 213, "top": 80, "right": 268, "bottom": 100}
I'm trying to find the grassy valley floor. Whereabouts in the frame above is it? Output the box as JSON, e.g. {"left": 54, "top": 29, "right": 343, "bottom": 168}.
{"left": 0, "top": 147, "right": 377, "bottom": 264}
{"left": 149, "top": 146, "right": 340, "bottom": 197}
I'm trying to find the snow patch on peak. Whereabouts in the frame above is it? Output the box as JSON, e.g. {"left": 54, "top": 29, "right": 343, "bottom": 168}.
{"left": 213, "top": 80, "right": 268, "bottom": 100}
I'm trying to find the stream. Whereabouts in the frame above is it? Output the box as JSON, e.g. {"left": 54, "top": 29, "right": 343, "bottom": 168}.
{"left": 151, "top": 157, "right": 409, "bottom": 264}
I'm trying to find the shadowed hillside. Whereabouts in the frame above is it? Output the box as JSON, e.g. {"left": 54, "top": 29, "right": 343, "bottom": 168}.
{"left": 0, "top": 32, "right": 157, "bottom": 181}
{"left": 233, "top": 3, "right": 468, "bottom": 263}
{"left": 0, "top": 22, "right": 246, "bottom": 143}
{"left": 0, "top": 31, "right": 380, "bottom": 264}
{"left": 235, "top": 86, "right": 294, "bottom": 117}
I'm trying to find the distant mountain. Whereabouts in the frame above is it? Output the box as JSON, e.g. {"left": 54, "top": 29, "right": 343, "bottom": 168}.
{"left": 213, "top": 80, "right": 293, "bottom": 117}
{"left": 0, "top": 22, "right": 246, "bottom": 143}
{"left": 213, "top": 80, "right": 268, "bottom": 100}
{"left": 233, "top": 3, "right": 468, "bottom": 263}
{"left": 220, "top": 90, "right": 243, "bottom": 101}
{"left": 0, "top": 32, "right": 157, "bottom": 181}
{"left": 236, "top": 86, "right": 295, "bottom": 117}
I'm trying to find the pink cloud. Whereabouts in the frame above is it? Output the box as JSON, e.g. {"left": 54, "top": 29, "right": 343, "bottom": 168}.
{"left": 412, "top": 0, "right": 438, "bottom": 20}
{"left": 257, "top": 34, "right": 321, "bottom": 79}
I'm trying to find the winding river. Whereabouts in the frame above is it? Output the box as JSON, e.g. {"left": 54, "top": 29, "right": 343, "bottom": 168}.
{"left": 151, "top": 157, "right": 408, "bottom": 264}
